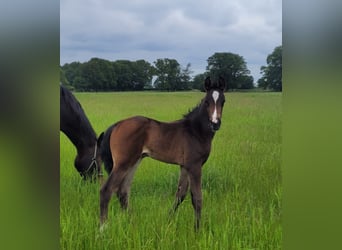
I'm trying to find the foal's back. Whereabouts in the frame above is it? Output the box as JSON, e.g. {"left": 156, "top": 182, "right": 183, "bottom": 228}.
{"left": 106, "top": 115, "right": 188, "bottom": 167}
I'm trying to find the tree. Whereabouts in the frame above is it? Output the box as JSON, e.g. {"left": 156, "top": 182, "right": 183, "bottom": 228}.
{"left": 62, "top": 61, "right": 82, "bottom": 88}
{"left": 73, "top": 75, "right": 87, "bottom": 91}
{"left": 178, "top": 63, "right": 193, "bottom": 90}
{"left": 153, "top": 58, "right": 191, "bottom": 91}
{"left": 191, "top": 73, "right": 208, "bottom": 91}
{"left": 112, "top": 60, "right": 154, "bottom": 91}
{"left": 258, "top": 45, "right": 282, "bottom": 91}
{"left": 114, "top": 60, "right": 134, "bottom": 91}
{"left": 238, "top": 75, "right": 254, "bottom": 89}
{"left": 61, "top": 57, "right": 189, "bottom": 91}
{"left": 60, "top": 67, "right": 73, "bottom": 90}
{"left": 81, "top": 58, "right": 116, "bottom": 91}
{"left": 206, "top": 52, "right": 254, "bottom": 90}
{"left": 131, "top": 60, "right": 154, "bottom": 90}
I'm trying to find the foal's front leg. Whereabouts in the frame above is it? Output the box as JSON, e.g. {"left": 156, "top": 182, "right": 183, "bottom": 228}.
{"left": 188, "top": 166, "right": 202, "bottom": 231}
{"left": 172, "top": 166, "right": 189, "bottom": 212}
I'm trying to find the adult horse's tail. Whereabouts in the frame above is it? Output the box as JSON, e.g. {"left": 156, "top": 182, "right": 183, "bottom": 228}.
{"left": 98, "top": 124, "right": 117, "bottom": 174}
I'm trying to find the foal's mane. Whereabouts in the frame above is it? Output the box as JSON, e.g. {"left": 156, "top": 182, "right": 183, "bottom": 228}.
{"left": 182, "top": 99, "right": 204, "bottom": 121}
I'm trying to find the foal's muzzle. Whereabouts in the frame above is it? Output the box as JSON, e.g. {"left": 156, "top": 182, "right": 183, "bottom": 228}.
{"left": 210, "top": 119, "right": 221, "bottom": 131}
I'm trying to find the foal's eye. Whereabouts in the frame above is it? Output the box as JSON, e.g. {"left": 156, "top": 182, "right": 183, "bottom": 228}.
{"left": 204, "top": 100, "right": 209, "bottom": 107}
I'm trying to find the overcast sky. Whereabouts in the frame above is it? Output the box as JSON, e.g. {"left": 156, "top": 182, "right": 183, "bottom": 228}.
{"left": 60, "top": 0, "right": 281, "bottom": 82}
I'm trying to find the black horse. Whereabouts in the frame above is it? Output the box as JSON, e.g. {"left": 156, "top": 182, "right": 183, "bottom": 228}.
{"left": 60, "top": 85, "right": 102, "bottom": 180}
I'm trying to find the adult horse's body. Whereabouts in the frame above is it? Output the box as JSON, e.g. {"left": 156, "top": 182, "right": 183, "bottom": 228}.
{"left": 99, "top": 77, "right": 226, "bottom": 230}
{"left": 60, "top": 85, "right": 102, "bottom": 179}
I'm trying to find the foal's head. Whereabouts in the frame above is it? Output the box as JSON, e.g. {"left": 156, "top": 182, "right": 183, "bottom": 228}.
{"left": 203, "top": 76, "right": 226, "bottom": 131}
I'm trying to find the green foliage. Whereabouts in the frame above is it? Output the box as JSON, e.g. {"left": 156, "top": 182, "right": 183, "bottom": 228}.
{"left": 206, "top": 52, "right": 254, "bottom": 90}
{"left": 61, "top": 58, "right": 154, "bottom": 91}
{"left": 81, "top": 58, "right": 116, "bottom": 91}
{"left": 60, "top": 50, "right": 281, "bottom": 92}
{"left": 60, "top": 67, "right": 73, "bottom": 90}
{"left": 179, "top": 63, "right": 193, "bottom": 90}
{"left": 153, "top": 58, "right": 192, "bottom": 91}
{"left": 60, "top": 92, "right": 281, "bottom": 249}
{"left": 61, "top": 58, "right": 192, "bottom": 92}
{"left": 191, "top": 73, "right": 208, "bottom": 91}
{"left": 132, "top": 59, "right": 155, "bottom": 90}
{"left": 62, "top": 61, "right": 82, "bottom": 88}
{"left": 258, "top": 46, "right": 282, "bottom": 91}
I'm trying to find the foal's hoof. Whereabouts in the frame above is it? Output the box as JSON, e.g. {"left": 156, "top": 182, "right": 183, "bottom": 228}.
{"left": 99, "top": 222, "right": 108, "bottom": 233}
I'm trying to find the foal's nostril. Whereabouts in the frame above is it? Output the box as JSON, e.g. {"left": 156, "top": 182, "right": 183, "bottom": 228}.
{"left": 211, "top": 119, "right": 221, "bottom": 131}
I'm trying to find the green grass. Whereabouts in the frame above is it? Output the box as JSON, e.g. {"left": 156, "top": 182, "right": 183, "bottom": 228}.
{"left": 60, "top": 91, "right": 281, "bottom": 249}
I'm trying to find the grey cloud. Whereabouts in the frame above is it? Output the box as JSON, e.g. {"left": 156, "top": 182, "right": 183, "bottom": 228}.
{"left": 60, "top": 0, "right": 281, "bottom": 81}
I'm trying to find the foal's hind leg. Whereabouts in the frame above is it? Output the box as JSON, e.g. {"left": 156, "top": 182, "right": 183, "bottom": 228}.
{"left": 100, "top": 167, "right": 126, "bottom": 224}
{"left": 172, "top": 167, "right": 189, "bottom": 212}
{"left": 117, "top": 159, "right": 141, "bottom": 210}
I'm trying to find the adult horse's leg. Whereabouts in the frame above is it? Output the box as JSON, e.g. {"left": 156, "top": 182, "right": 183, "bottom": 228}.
{"left": 100, "top": 167, "right": 127, "bottom": 224}
{"left": 172, "top": 166, "right": 189, "bottom": 212}
{"left": 188, "top": 166, "right": 202, "bottom": 231}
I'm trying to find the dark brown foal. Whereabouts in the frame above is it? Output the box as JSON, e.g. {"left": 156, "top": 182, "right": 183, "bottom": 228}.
{"left": 99, "top": 77, "right": 226, "bottom": 230}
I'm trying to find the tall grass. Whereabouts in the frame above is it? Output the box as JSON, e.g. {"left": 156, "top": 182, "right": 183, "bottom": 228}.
{"left": 60, "top": 91, "right": 281, "bottom": 249}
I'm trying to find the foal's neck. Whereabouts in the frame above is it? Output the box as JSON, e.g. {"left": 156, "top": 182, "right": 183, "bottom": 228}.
{"left": 184, "top": 106, "right": 215, "bottom": 140}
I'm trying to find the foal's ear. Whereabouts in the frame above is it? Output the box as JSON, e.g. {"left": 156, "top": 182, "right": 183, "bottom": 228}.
{"left": 218, "top": 76, "right": 226, "bottom": 91}
{"left": 204, "top": 76, "right": 211, "bottom": 91}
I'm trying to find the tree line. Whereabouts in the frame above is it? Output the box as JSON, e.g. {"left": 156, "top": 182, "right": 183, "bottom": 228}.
{"left": 61, "top": 46, "right": 282, "bottom": 92}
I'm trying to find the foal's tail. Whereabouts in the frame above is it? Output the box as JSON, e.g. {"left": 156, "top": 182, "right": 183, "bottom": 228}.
{"left": 98, "top": 124, "right": 116, "bottom": 174}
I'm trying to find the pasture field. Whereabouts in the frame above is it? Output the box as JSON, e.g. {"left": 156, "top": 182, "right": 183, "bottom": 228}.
{"left": 60, "top": 91, "right": 281, "bottom": 249}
